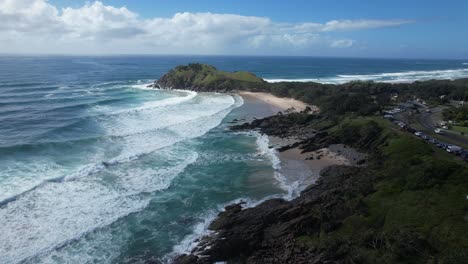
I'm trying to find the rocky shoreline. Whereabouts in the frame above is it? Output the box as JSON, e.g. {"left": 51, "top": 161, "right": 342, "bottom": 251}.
{"left": 171, "top": 112, "right": 372, "bottom": 264}
{"left": 147, "top": 70, "right": 375, "bottom": 263}
{"left": 150, "top": 64, "right": 468, "bottom": 263}
{"left": 173, "top": 164, "right": 373, "bottom": 264}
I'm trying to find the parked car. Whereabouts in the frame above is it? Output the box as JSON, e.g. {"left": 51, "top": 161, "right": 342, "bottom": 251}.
{"left": 447, "top": 145, "right": 462, "bottom": 153}
{"left": 414, "top": 131, "right": 422, "bottom": 136}
{"left": 437, "top": 142, "right": 447, "bottom": 149}
{"left": 434, "top": 128, "right": 443, "bottom": 134}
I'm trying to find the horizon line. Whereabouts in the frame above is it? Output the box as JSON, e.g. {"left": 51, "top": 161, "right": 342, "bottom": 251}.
{"left": 0, "top": 53, "right": 466, "bottom": 61}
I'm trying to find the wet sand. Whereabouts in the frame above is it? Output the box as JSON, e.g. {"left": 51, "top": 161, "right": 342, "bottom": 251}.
{"left": 236, "top": 93, "right": 365, "bottom": 192}
{"left": 268, "top": 134, "right": 367, "bottom": 191}
{"left": 239, "top": 91, "right": 318, "bottom": 113}
{"left": 228, "top": 92, "right": 283, "bottom": 123}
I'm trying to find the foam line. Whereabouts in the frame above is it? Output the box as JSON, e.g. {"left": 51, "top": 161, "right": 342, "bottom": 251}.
{"left": 264, "top": 68, "right": 468, "bottom": 84}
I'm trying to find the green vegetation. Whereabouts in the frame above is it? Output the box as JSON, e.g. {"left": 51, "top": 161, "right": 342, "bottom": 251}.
{"left": 266, "top": 79, "right": 468, "bottom": 116}
{"left": 292, "top": 116, "right": 468, "bottom": 263}
{"left": 452, "top": 125, "right": 468, "bottom": 134}
{"left": 165, "top": 64, "right": 468, "bottom": 263}
{"left": 159, "top": 64, "right": 468, "bottom": 117}
{"left": 442, "top": 105, "right": 468, "bottom": 136}
{"left": 443, "top": 105, "right": 468, "bottom": 124}
{"left": 157, "top": 63, "right": 266, "bottom": 91}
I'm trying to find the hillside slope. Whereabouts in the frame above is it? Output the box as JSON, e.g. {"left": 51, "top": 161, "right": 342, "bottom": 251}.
{"left": 152, "top": 63, "right": 266, "bottom": 92}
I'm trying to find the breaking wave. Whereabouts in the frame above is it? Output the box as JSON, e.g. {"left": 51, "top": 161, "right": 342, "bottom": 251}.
{"left": 265, "top": 68, "right": 468, "bottom": 84}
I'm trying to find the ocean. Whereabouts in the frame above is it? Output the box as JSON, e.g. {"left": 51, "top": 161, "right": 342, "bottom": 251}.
{"left": 0, "top": 55, "right": 467, "bottom": 263}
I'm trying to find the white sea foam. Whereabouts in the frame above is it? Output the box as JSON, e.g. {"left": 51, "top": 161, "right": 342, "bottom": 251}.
{"left": 164, "top": 128, "right": 304, "bottom": 263}
{"left": 165, "top": 210, "right": 219, "bottom": 262}
{"left": 0, "top": 148, "right": 200, "bottom": 263}
{"left": 265, "top": 68, "right": 468, "bottom": 84}
{"left": 24, "top": 149, "right": 199, "bottom": 264}
{"left": 463, "top": 62, "right": 468, "bottom": 65}
{"left": 165, "top": 185, "right": 295, "bottom": 263}
{"left": 0, "top": 90, "right": 241, "bottom": 263}
{"left": 130, "top": 82, "right": 154, "bottom": 90}
{"left": 265, "top": 78, "right": 323, "bottom": 83}
{"left": 33, "top": 225, "right": 129, "bottom": 264}
{"left": 100, "top": 90, "right": 197, "bottom": 116}
{"left": 0, "top": 179, "right": 148, "bottom": 263}
{"left": 99, "top": 93, "right": 236, "bottom": 164}
{"left": 254, "top": 132, "right": 300, "bottom": 200}
{"left": 1, "top": 91, "right": 234, "bottom": 198}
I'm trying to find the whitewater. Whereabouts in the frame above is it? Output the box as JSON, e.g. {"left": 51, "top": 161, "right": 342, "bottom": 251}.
{"left": 265, "top": 68, "right": 468, "bottom": 84}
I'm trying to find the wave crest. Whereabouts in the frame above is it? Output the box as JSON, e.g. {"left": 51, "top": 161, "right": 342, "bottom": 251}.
{"left": 265, "top": 68, "right": 468, "bottom": 84}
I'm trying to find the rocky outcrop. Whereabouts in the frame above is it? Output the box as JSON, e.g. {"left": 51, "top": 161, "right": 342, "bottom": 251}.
{"left": 231, "top": 113, "right": 321, "bottom": 139}
{"left": 169, "top": 112, "right": 386, "bottom": 264}
{"left": 150, "top": 63, "right": 266, "bottom": 92}
{"left": 230, "top": 113, "right": 339, "bottom": 154}
{"left": 173, "top": 166, "right": 374, "bottom": 264}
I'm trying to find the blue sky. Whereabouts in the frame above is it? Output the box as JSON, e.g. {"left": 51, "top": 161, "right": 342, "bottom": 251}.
{"left": 1, "top": 0, "right": 467, "bottom": 58}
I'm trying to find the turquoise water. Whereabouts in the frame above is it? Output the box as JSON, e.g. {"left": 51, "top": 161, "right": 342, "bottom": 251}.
{"left": 0, "top": 84, "right": 283, "bottom": 263}
{"left": 1, "top": 55, "right": 468, "bottom": 263}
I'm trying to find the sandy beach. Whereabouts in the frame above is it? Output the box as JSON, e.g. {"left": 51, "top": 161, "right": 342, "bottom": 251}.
{"left": 237, "top": 92, "right": 365, "bottom": 192}
{"left": 239, "top": 91, "right": 318, "bottom": 113}
{"left": 271, "top": 137, "right": 367, "bottom": 191}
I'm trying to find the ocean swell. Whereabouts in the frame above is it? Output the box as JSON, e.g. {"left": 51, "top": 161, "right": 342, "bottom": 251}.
{"left": 265, "top": 68, "right": 468, "bottom": 84}
{"left": 0, "top": 90, "right": 243, "bottom": 264}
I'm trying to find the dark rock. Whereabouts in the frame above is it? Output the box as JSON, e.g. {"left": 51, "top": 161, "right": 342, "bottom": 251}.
{"left": 173, "top": 166, "right": 374, "bottom": 264}
{"left": 172, "top": 254, "right": 205, "bottom": 264}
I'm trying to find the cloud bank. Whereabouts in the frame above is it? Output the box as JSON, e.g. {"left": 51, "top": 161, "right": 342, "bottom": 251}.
{"left": 0, "top": 0, "right": 412, "bottom": 54}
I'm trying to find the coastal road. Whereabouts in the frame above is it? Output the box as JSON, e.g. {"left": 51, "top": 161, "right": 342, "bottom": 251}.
{"left": 393, "top": 102, "right": 468, "bottom": 148}
{"left": 409, "top": 105, "right": 468, "bottom": 147}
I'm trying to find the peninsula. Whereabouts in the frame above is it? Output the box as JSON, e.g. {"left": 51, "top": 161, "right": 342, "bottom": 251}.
{"left": 152, "top": 64, "right": 468, "bottom": 264}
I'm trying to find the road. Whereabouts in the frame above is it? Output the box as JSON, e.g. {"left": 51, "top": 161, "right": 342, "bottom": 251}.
{"left": 395, "top": 103, "right": 468, "bottom": 148}
{"left": 417, "top": 107, "right": 468, "bottom": 147}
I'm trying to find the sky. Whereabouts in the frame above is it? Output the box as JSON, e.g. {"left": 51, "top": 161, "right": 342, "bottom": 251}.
{"left": 0, "top": 0, "right": 467, "bottom": 59}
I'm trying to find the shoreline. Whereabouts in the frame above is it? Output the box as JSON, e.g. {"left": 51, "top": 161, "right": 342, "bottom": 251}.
{"left": 238, "top": 91, "right": 318, "bottom": 113}
{"left": 168, "top": 90, "right": 365, "bottom": 263}
{"left": 235, "top": 92, "right": 361, "bottom": 195}
{"left": 172, "top": 92, "right": 370, "bottom": 264}
{"left": 269, "top": 137, "right": 367, "bottom": 194}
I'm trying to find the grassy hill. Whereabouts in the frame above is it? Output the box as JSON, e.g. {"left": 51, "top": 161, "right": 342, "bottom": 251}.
{"left": 155, "top": 63, "right": 266, "bottom": 92}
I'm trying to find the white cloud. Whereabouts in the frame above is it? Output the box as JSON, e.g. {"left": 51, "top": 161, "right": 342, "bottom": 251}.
{"left": 331, "top": 39, "right": 355, "bottom": 48}
{"left": 0, "top": 0, "right": 412, "bottom": 54}
{"left": 60, "top": 1, "right": 143, "bottom": 39}
{"left": 322, "top": 19, "right": 411, "bottom": 31}
{"left": 0, "top": 0, "right": 61, "bottom": 33}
